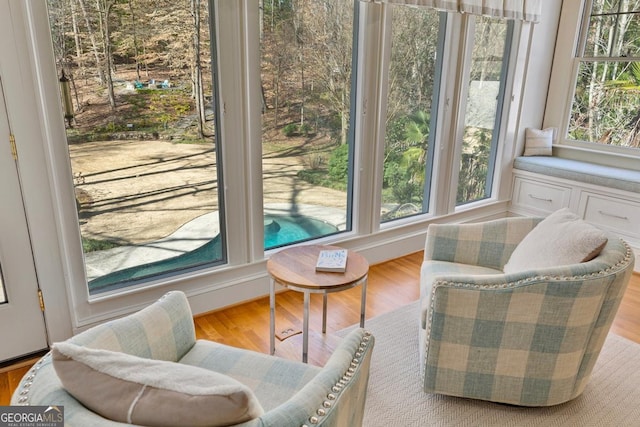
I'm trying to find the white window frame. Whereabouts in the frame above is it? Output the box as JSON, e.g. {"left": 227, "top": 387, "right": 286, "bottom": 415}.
{"left": 374, "top": 7, "right": 520, "bottom": 221}
{"left": 447, "top": 14, "right": 518, "bottom": 214}
{"left": 546, "top": 1, "right": 640, "bottom": 161}
{"left": 8, "top": 0, "right": 532, "bottom": 340}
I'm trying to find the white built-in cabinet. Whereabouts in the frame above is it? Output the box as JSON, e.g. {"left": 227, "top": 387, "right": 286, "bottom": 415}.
{"left": 510, "top": 169, "right": 640, "bottom": 251}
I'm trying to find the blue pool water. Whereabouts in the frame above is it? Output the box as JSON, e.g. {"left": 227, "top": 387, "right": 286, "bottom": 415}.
{"left": 89, "top": 213, "right": 340, "bottom": 293}
{"left": 264, "top": 214, "right": 339, "bottom": 249}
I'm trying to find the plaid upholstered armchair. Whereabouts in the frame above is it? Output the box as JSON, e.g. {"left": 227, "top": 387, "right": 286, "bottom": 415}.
{"left": 420, "top": 215, "right": 634, "bottom": 406}
{"left": 12, "top": 291, "right": 374, "bottom": 426}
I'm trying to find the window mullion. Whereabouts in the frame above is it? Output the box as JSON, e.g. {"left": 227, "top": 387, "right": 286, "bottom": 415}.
{"left": 243, "top": 0, "right": 265, "bottom": 263}
{"left": 355, "top": 2, "right": 389, "bottom": 234}
{"left": 447, "top": 14, "right": 474, "bottom": 213}
{"left": 216, "top": 0, "right": 257, "bottom": 265}
{"left": 422, "top": 11, "right": 447, "bottom": 216}
{"left": 483, "top": 20, "right": 514, "bottom": 198}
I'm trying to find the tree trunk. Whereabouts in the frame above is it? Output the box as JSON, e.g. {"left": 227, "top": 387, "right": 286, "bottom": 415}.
{"left": 70, "top": 0, "right": 84, "bottom": 79}
{"left": 588, "top": 11, "right": 605, "bottom": 142}
{"left": 191, "top": 0, "right": 205, "bottom": 138}
{"left": 99, "top": 0, "right": 116, "bottom": 110}
{"left": 341, "top": 86, "right": 347, "bottom": 144}
{"left": 129, "top": 0, "right": 141, "bottom": 80}
{"left": 274, "top": 62, "right": 280, "bottom": 128}
{"left": 77, "top": 0, "right": 105, "bottom": 85}
{"left": 292, "top": 0, "right": 305, "bottom": 127}
{"left": 259, "top": 0, "right": 264, "bottom": 41}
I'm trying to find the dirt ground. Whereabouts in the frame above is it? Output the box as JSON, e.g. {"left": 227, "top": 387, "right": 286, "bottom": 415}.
{"left": 67, "top": 67, "right": 348, "bottom": 246}
{"left": 70, "top": 138, "right": 348, "bottom": 245}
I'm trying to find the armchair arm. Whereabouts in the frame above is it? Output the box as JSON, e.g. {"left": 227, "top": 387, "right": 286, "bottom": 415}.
{"left": 422, "top": 267, "right": 623, "bottom": 406}
{"left": 243, "top": 328, "right": 374, "bottom": 427}
{"left": 424, "top": 217, "right": 541, "bottom": 270}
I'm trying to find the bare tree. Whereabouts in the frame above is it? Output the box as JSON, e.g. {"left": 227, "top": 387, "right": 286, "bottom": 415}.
{"left": 191, "top": 0, "right": 206, "bottom": 138}
{"left": 70, "top": 0, "right": 84, "bottom": 77}
{"left": 303, "top": 0, "right": 355, "bottom": 143}
{"left": 292, "top": 0, "right": 306, "bottom": 128}
{"left": 128, "top": 0, "right": 141, "bottom": 80}
{"left": 77, "top": 0, "right": 106, "bottom": 84}
{"left": 97, "top": 0, "right": 116, "bottom": 109}
{"left": 261, "top": 2, "right": 296, "bottom": 129}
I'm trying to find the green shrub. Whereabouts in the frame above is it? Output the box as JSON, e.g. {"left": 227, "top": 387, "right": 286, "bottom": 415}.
{"left": 299, "top": 123, "right": 313, "bottom": 135}
{"left": 82, "top": 237, "right": 119, "bottom": 253}
{"left": 283, "top": 123, "right": 298, "bottom": 137}
{"left": 328, "top": 143, "right": 349, "bottom": 183}
{"left": 297, "top": 169, "right": 326, "bottom": 185}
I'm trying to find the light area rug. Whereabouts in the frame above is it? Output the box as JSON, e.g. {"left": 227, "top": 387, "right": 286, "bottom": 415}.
{"left": 337, "top": 301, "right": 640, "bottom": 426}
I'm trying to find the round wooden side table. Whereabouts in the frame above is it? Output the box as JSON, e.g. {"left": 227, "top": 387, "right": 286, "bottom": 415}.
{"left": 267, "top": 244, "right": 369, "bottom": 363}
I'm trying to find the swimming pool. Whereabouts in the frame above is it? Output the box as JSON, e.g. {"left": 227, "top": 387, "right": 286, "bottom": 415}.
{"left": 89, "top": 213, "right": 340, "bottom": 293}
{"left": 264, "top": 213, "right": 339, "bottom": 249}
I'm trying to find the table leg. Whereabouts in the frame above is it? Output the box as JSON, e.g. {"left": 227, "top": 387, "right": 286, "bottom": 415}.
{"left": 322, "top": 293, "right": 328, "bottom": 333}
{"left": 303, "top": 291, "right": 310, "bottom": 363}
{"left": 269, "top": 278, "right": 275, "bottom": 355}
{"left": 360, "top": 276, "right": 367, "bottom": 328}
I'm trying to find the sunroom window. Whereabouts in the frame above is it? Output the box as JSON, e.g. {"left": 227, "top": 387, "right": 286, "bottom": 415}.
{"left": 456, "top": 16, "right": 513, "bottom": 205}
{"left": 381, "top": 6, "right": 444, "bottom": 222}
{"left": 260, "top": 0, "right": 357, "bottom": 248}
{"left": 569, "top": 0, "right": 640, "bottom": 149}
{"left": 46, "top": 0, "right": 225, "bottom": 294}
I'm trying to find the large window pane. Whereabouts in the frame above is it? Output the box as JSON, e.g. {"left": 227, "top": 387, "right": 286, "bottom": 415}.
{"left": 260, "top": 0, "right": 355, "bottom": 249}
{"left": 585, "top": 13, "right": 640, "bottom": 58}
{"left": 570, "top": 1, "right": 640, "bottom": 148}
{"left": 569, "top": 60, "right": 640, "bottom": 147}
{"left": 597, "top": 0, "right": 638, "bottom": 14}
{"left": 381, "top": 6, "right": 443, "bottom": 222}
{"left": 585, "top": 1, "right": 640, "bottom": 58}
{"left": 457, "top": 17, "right": 511, "bottom": 205}
{"left": 47, "top": 0, "right": 224, "bottom": 294}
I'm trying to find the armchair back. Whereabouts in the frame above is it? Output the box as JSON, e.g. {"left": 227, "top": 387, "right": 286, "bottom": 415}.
{"left": 68, "top": 291, "right": 197, "bottom": 362}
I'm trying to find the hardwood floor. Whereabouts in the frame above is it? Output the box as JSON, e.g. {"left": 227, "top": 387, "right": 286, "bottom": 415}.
{"left": 193, "top": 251, "right": 422, "bottom": 366}
{"left": 1, "top": 250, "right": 639, "bottom": 405}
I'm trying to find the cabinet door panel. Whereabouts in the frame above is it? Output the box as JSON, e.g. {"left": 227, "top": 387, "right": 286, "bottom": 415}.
{"left": 581, "top": 193, "right": 640, "bottom": 238}
{"left": 512, "top": 177, "right": 571, "bottom": 214}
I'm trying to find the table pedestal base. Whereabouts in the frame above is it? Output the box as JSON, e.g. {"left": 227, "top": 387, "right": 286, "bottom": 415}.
{"left": 269, "top": 276, "right": 367, "bottom": 363}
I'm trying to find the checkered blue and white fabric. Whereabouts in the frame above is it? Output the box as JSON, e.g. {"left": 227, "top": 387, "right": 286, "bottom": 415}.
{"left": 420, "top": 217, "right": 634, "bottom": 406}
{"left": 12, "top": 291, "right": 374, "bottom": 426}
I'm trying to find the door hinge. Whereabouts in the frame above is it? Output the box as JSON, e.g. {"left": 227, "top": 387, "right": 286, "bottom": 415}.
{"left": 9, "top": 134, "right": 17, "bottom": 160}
{"left": 38, "top": 289, "right": 45, "bottom": 312}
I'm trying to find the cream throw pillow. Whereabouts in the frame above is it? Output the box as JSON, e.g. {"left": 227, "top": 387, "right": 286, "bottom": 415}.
{"left": 503, "top": 208, "right": 608, "bottom": 274}
{"left": 523, "top": 127, "right": 555, "bottom": 156}
{"left": 52, "top": 342, "right": 264, "bottom": 427}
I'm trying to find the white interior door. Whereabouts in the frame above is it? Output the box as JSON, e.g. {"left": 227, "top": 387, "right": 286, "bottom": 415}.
{"left": 0, "top": 74, "right": 49, "bottom": 362}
